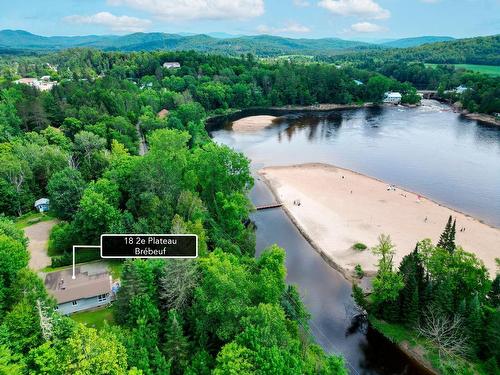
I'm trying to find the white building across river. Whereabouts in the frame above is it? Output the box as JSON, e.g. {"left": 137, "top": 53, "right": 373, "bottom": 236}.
{"left": 383, "top": 91, "right": 402, "bottom": 104}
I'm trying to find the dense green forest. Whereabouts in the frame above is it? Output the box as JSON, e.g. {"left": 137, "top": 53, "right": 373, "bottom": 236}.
{"left": 0, "top": 49, "right": 410, "bottom": 374}
{"left": 322, "top": 34, "right": 500, "bottom": 115}
{"left": 320, "top": 58, "right": 500, "bottom": 114}
{"left": 353, "top": 221, "right": 500, "bottom": 375}
{"left": 335, "top": 35, "right": 500, "bottom": 66}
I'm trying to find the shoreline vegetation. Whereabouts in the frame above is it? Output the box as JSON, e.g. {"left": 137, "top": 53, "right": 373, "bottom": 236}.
{"left": 258, "top": 163, "right": 499, "bottom": 374}
{"left": 461, "top": 111, "right": 500, "bottom": 127}
{"left": 222, "top": 101, "right": 500, "bottom": 129}
{"left": 259, "top": 163, "right": 499, "bottom": 278}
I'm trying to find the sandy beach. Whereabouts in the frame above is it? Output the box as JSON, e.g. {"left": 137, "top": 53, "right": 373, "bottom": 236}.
{"left": 232, "top": 115, "right": 278, "bottom": 132}
{"left": 259, "top": 163, "right": 500, "bottom": 276}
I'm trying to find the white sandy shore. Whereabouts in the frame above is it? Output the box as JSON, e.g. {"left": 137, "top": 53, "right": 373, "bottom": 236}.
{"left": 259, "top": 163, "right": 499, "bottom": 276}
{"left": 232, "top": 115, "right": 278, "bottom": 132}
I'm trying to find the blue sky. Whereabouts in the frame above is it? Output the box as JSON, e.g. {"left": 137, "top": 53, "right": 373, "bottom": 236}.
{"left": 1, "top": 0, "right": 499, "bottom": 40}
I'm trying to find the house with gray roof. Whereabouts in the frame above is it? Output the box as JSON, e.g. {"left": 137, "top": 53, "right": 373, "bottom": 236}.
{"left": 45, "top": 266, "right": 114, "bottom": 315}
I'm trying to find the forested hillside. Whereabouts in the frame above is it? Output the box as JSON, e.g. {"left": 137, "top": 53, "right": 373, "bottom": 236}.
{"left": 0, "top": 30, "right": 372, "bottom": 56}
{"left": 380, "top": 36, "right": 455, "bottom": 48}
{"left": 321, "top": 38, "right": 500, "bottom": 115}
{"left": 338, "top": 35, "right": 500, "bottom": 66}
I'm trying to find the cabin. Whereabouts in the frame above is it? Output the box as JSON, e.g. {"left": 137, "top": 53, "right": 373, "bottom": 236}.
{"left": 45, "top": 266, "right": 115, "bottom": 315}
{"left": 157, "top": 109, "right": 169, "bottom": 119}
{"left": 163, "top": 62, "right": 181, "bottom": 69}
{"left": 383, "top": 91, "right": 402, "bottom": 104}
{"left": 34, "top": 198, "right": 50, "bottom": 213}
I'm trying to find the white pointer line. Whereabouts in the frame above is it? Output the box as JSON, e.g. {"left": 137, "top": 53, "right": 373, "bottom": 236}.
{"left": 72, "top": 245, "right": 101, "bottom": 279}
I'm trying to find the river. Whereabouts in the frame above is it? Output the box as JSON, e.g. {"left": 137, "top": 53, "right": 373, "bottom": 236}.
{"left": 208, "top": 101, "right": 500, "bottom": 374}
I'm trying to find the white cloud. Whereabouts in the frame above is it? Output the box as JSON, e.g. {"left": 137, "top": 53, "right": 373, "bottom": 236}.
{"left": 65, "top": 12, "right": 151, "bottom": 32}
{"left": 349, "top": 21, "right": 386, "bottom": 32}
{"left": 107, "top": 0, "right": 265, "bottom": 21}
{"left": 257, "top": 21, "right": 311, "bottom": 34}
{"left": 318, "top": 0, "right": 390, "bottom": 19}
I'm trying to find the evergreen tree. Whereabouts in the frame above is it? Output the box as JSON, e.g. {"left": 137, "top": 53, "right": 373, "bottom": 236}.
{"left": 163, "top": 310, "right": 190, "bottom": 375}
{"left": 489, "top": 275, "right": 500, "bottom": 308}
{"left": 466, "top": 294, "right": 483, "bottom": 355}
{"left": 450, "top": 219, "right": 456, "bottom": 251}
{"left": 481, "top": 309, "right": 500, "bottom": 367}
{"left": 398, "top": 246, "right": 424, "bottom": 327}
{"left": 437, "top": 215, "right": 452, "bottom": 249}
{"left": 437, "top": 215, "right": 456, "bottom": 253}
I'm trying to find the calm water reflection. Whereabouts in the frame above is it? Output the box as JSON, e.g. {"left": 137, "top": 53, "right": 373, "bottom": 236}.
{"left": 211, "top": 101, "right": 500, "bottom": 374}
{"left": 213, "top": 101, "right": 500, "bottom": 227}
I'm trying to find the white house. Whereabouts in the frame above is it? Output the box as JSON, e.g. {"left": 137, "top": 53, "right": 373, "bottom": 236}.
{"left": 14, "top": 77, "right": 38, "bottom": 87}
{"left": 353, "top": 79, "right": 364, "bottom": 86}
{"left": 45, "top": 267, "right": 115, "bottom": 315}
{"left": 163, "top": 62, "right": 181, "bottom": 69}
{"left": 14, "top": 77, "right": 58, "bottom": 92}
{"left": 455, "top": 85, "right": 468, "bottom": 94}
{"left": 383, "top": 92, "right": 402, "bottom": 104}
{"left": 34, "top": 198, "right": 50, "bottom": 212}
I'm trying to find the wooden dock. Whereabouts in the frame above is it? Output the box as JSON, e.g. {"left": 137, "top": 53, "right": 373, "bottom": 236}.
{"left": 255, "top": 203, "right": 283, "bottom": 210}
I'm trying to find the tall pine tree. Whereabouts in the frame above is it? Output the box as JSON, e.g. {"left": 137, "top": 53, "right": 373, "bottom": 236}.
{"left": 163, "top": 309, "right": 190, "bottom": 375}
{"left": 398, "top": 246, "right": 422, "bottom": 327}
{"left": 437, "top": 215, "right": 456, "bottom": 253}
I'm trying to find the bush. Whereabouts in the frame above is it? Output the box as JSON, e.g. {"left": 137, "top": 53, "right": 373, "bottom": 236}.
{"left": 354, "top": 264, "right": 365, "bottom": 278}
{"left": 352, "top": 284, "right": 368, "bottom": 311}
{"left": 51, "top": 248, "right": 100, "bottom": 268}
{"left": 353, "top": 242, "right": 367, "bottom": 251}
{"left": 48, "top": 222, "right": 74, "bottom": 256}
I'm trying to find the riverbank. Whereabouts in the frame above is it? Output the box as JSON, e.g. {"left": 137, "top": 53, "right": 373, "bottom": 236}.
{"left": 269, "top": 102, "right": 373, "bottom": 111}
{"left": 259, "top": 163, "right": 499, "bottom": 277}
{"left": 462, "top": 112, "right": 500, "bottom": 126}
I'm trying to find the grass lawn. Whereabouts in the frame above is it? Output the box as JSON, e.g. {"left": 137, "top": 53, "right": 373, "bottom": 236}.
{"left": 71, "top": 306, "right": 115, "bottom": 330}
{"left": 426, "top": 63, "right": 500, "bottom": 76}
{"left": 370, "top": 316, "right": 493, "bottom": 374}
{"left": 369, "top": 317, "right": 418, "bottom": 345}
{"left": 15, "top": 211, "right": 55, "bottom": 229}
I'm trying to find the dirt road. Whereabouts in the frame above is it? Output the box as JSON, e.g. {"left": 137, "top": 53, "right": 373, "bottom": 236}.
{"left": 24, "top": 220, "right": 58, "bottom": 270}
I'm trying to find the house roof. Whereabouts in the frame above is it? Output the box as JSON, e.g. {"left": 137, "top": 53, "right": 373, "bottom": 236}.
{"left": 157, "top": 109, "right": 169, "bottom": 119}
{"left": 45, "top": 267, "right": 112, "bottom": 304}
{"left": 34, "top": 198, "right": 49, "bottom": 207}
{"left": 15, "top": 78, "right": 38, "bottom": 84}
{"left": 385, "top": 92, "right": 402, "bottom": 98}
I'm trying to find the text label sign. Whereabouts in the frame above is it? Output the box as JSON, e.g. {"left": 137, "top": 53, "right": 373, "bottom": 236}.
{"left": 100, "top": 234, "right": 198, "bottom": 258}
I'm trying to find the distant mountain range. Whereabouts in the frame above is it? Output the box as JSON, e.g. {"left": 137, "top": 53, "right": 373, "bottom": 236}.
{"left": 379, "top": 36, "right": 455, "bottom": 48}
{"left": 0, "top": 30, "right": 461, "bottom": 56}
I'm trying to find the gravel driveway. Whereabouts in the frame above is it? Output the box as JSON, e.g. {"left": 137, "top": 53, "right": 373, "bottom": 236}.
{"left": 24, "top": 220, "right": 58, "bottom": 270}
